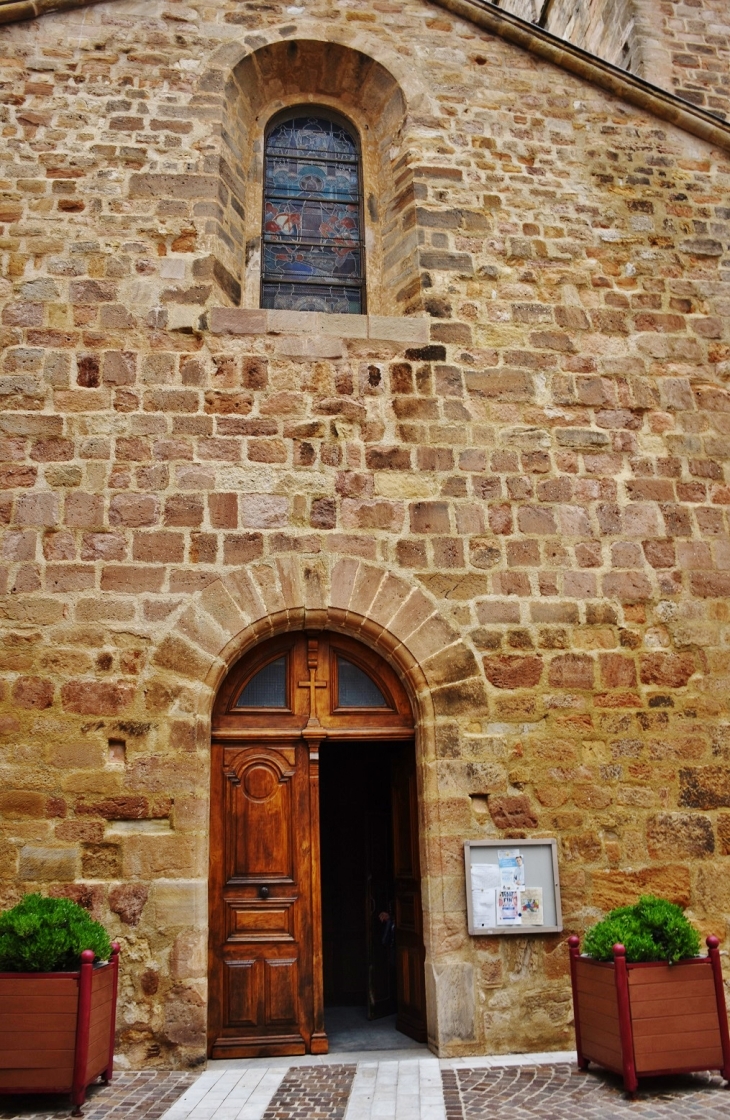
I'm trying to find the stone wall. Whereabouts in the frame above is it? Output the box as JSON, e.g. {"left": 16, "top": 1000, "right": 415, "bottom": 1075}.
{"left": 1, "top": 0, "right": 730, "bottom": 1068}
{"left": 490, "top": 0, "right": 730, "bottom": 119}
{"left": 652, "top": 0, "right": 730, "bottom": 121}
{"left": 496, "top": 0, "right": 639, "bottom": 71}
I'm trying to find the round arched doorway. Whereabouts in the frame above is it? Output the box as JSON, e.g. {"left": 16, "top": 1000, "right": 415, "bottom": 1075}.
{"left": 207, "top": 631, "right": 426, "bottom": 1059}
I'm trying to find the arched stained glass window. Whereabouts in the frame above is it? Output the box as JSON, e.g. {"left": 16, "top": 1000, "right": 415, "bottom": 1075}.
{"left": 235, "top": 657, "right": 287, "bottom": 708}
{"left": 261, "top": 112, "right": 365, "bottom": 315}
{"left": 337, "top": 657, "right": 389, "bottom": 708}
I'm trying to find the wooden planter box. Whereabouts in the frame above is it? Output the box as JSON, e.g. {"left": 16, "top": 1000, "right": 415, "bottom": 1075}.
{"left": 569, "top": 934, "right": 730, "bottom": 1095}
{"left": 0, "top": 943, "right": 120, "bottom": 1116}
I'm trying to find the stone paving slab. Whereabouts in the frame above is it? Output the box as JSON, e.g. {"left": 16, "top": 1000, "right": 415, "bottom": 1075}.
{"left": 0, "top": 1072, "right": 198, "bottom": 1120}
{"left": 159, "top": 1068, "right": 286, "bottom": 1120}
{"left": 344, "top": 1059, "right": 446, "bottom": 1120}
{"left": 207, "top": 1048, "right": 430, "bottom": 1069}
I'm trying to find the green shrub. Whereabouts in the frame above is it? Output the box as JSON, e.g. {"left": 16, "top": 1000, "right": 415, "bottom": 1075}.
{"left": 0, "top": 894, "right": 112, "bottom": 972}
{"left": 583, "top": 895, "right": 701, "bottom": 964}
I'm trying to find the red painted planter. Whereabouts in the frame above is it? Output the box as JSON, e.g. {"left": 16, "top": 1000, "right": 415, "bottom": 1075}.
{"left": 0, "top": 942, "right": 120, "bottom": 1116}
{"left": 569, "top": 934, "right": 730, "bottom": 1095}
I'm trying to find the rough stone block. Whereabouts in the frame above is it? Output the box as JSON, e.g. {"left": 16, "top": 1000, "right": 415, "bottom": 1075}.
{"left": 208, "top": 308, "right": 267, "bottom": 335}
{"left": 0, "top": 791, "right": 47, "bottom": 818}
{"left": 488, "top": 794, "right": 539, "bottom": 829}
{"left": 647, "top": 812, "right": 714, "bottom": 859}
{"left": 61, "top": 680, "right": 135, "bottom": 715}
{"left": 679, "top": 766, "right": 730, "bottom": 809}
{"left": 171, "top": 930, "right": 207, "bottom": 980}
{"left": 320, "top": 313, "right": 368, "bottom": 338}
{"left": 151, "top": 880, "right": 207, "bottom": 929}
{"left": 19, "top": 845, "right": 78, "bottom": 881}
{"left": 548, "top": 653, "right": 595, "bottom": 689}
{"left": 483, "top": 655, "right": 543, "bottom": 689}
{"left": 639, "top": 652, "right": 696, "bottom": 687}
{"left": 368, "top": 316, "right": 429, "bottom": 343}
{"left": 14, "top": 492, "right": 59, "bottom": 527}
{"left": 275, "top": 336, "right": 344, "bottom": 360}
{"left": 240, "top": 495, "right": 289, "bottom": 528}
{"left": 12, "top": 676, "right": 54, "bottom": 709}
{"left": 434, "top": 962, "right": 475, "bottom": 1042}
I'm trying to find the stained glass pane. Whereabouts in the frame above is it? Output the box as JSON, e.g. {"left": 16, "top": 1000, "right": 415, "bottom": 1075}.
{"left": 262, "top": 114, "right": 364, "bottom": 314}
{"left": 262, "top": 283, "right": 362, "bottom": 315}
{"left": 337, "top": 657, "right": 388, "bottom": 708}
{"left": 267, "top": 116, "right": 358, "bottom": 159}
{"left": 264, "top": 239, "right": 361, "bottom": 283}
{"left": 235, "top": 657, "right": 287, "bottom": 708}
{"left": 265, "top": 159, "right": 359, "bottom": 202}
{"left": 264, "top": 200, "right": 360, "bottom": 245}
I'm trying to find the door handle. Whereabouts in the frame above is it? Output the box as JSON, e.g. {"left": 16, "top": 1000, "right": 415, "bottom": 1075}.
{"left": 258, "top": 885, "right": 270, "bottom": 899}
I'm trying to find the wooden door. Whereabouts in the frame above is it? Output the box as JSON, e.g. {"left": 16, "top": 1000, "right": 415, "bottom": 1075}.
{"left": 391, "top": 746, "right": 427, "bottom": 1042}
{"left": 209, "top": 632, "right": 421, "bottom": 1058}
{"left": 208, "top": 739, "right": 315, "bottom": 1058}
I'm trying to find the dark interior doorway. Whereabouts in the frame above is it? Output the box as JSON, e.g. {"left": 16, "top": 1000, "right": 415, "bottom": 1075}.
{"left": 319, "top": 740, "right": 425, "bottom": 1050}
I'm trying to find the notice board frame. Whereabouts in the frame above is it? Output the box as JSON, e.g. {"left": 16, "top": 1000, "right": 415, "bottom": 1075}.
{"left": 464, "top": 838, "right": 563, "bottom": 936}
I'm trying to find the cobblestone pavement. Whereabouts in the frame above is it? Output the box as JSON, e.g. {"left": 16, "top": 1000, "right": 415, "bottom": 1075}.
{"left": 443, "top": 1064, "right": 730, "bottom": 1119}
{"left": 262, "top": 1065, "right": 355, "bottom": 1120}
{"left": 3, "top": 1060, "right": 730, "bottom": 1119}
{"left": 0, "top": 1072, "right": 198, "bottom": 1120}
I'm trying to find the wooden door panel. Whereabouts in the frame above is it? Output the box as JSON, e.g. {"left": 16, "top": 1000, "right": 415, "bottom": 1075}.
{"left": 225, "top": 749, "right": 296, "bottom": 883}
{"left": 265, "top": 959, "right": 298, "bottom": 1025}
{"left": 395, "top": 890, "right": 418, "bottom": 934}
{"left": 392, "top": 784, "right": 418, "bottom": 879}
{"left": 225, "top": 901, "right": 295, "bottom": 942}
{"left": 396, "top": 944, "right": 426, "bottom": 1023}
{"left": 225, "top": 960, "right": 259, "bottom": 1027}
{"left": 391, "top": 747, "right": 427, "bottom": 1043}
{"left": 209, "top": 739, "right": 311, "bottom": 1058}
{"left": 223, "top": 951, "right": 302, "bottom": 1034}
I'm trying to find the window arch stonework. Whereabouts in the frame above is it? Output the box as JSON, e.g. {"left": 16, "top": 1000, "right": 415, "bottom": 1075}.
{"left": 214, "top": 39, "right": 421, "bottom": 316}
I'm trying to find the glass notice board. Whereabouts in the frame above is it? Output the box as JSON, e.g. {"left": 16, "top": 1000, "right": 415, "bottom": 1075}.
{"left": 464, "top": 839, "right": 563, "bottom": 936}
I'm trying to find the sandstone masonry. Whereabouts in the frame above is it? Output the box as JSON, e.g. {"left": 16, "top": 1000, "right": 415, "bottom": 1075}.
{"left": 0, "top": 0, "right": 729, "bottom": 1068}
{"left": 492, "top": 0, "right": 730, "bottom": 120}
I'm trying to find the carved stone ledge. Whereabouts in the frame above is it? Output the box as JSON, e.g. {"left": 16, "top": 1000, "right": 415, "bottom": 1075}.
{"left": 206, "top": 307, "right": 430, "bottom": 345}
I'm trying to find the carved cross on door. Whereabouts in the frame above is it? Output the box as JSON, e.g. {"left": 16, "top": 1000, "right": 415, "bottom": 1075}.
{"left": 298, "top": 638, "right": 327, "bottom": 726}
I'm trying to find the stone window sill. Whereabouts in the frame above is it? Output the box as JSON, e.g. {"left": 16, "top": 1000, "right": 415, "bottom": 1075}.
{"left": 202, "top": 308, "right": 430, "bottom": 345}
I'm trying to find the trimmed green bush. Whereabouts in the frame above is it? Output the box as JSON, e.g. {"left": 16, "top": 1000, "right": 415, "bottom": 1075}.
{"left": 0, "top": 894, "right": 112, "bottom": 972}
{"left": 583, "top": 894, "right": 701, "bottom": 964}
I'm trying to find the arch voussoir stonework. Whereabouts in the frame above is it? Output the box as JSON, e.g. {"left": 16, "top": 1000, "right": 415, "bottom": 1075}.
{"left": 147, "top": 555, "right": 491, "bottom": 842}
{"left": 151, "top": 555, "right": 481, "bottom": 708}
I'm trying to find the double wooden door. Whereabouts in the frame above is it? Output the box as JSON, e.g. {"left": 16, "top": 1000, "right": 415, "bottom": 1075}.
{"left": 207, "top": 633, "right": 426, "bottom": 1058}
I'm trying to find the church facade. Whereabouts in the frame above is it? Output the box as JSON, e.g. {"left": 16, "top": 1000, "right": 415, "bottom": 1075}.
{"left": 0, "top": 0, "right": 729, "bottom": 1068}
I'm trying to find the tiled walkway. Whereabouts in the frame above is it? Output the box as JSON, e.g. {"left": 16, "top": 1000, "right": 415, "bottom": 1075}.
{"left": 2, "top": 1058, "right": 730, "bottom": 1120}
{"left": 158, "top": 1068, "right": 287, "bottom": 1120}
{"left": 344, "top": 1059, "right": 446, "bottom": 1120}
